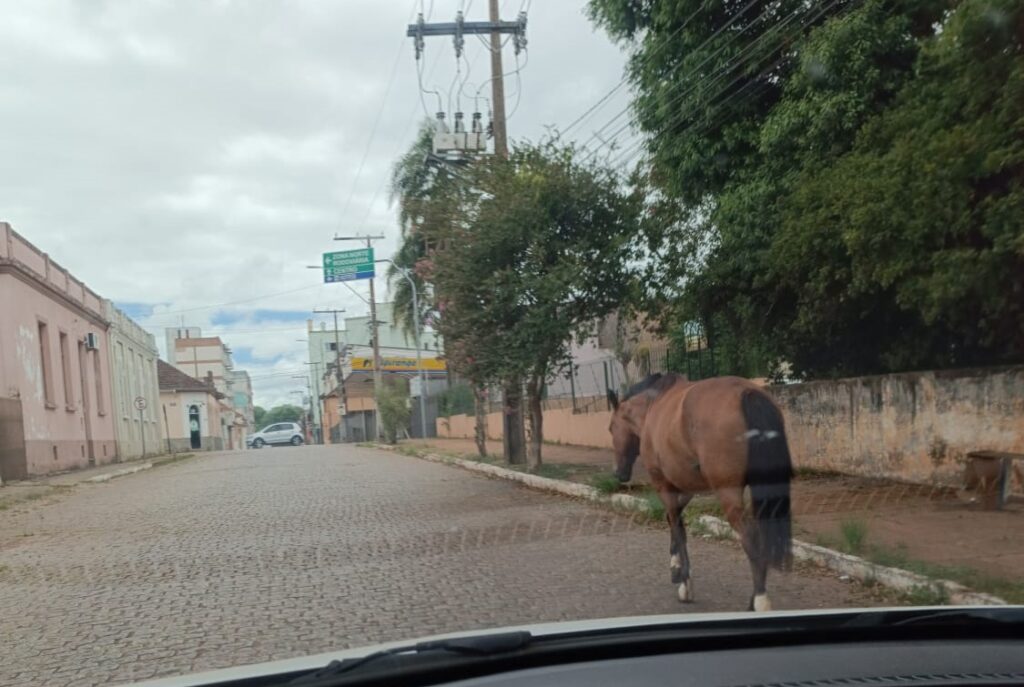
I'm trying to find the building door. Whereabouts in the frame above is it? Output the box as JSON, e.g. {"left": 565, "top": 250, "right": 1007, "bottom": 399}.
{"left": 188, "top": 405, "right": 201, "bottom": 449}
{"left": 78, "top": 342, "right": 95, "bottom": 465}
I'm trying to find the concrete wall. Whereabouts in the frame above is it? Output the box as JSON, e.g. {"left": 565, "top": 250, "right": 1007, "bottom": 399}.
{"left": 771, "top": 366, "right": 1024, "bottom": 485}
{"left": 0, "top": 223, "right": 116, "bottom": 475}
{"left": 104, "top": 301, "right": 162, "bottom": 459}
{"left": 436, "top": 366, "right": 1024, "bottom": 487}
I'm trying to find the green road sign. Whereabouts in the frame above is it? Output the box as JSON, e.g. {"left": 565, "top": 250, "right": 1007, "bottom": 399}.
{"left": 323, "top": 248, "right": 375, "bottom": 283}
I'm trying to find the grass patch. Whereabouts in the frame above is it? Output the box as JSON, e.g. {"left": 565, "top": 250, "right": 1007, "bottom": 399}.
{"left": 394, "top": 444, "right": 422, "bottom": 457}
{"left": 867, "top": 543, "right": 1024, "bottom": 604}
{"left": 531, "top": 463, "right": 571, "bottom": 480}
{"left": 641, "top": 488, "right": 666, "bottom": 522}
{"left": 590, "top": 473, "right": 621, "bottom": 495}
{"left": 839, "top": 518, "right": 868, "bottom": 554}
{"left": 902, "top": 583, "right": 950, "bottom": 606}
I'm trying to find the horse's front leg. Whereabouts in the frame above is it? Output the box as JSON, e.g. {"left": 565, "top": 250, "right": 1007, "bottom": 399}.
{"left": 661, "top": 490, "right": 695, "bottom": 602}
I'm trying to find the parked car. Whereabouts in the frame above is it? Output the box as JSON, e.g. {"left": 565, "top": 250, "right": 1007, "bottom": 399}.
{"left": 246, "top": 422, "right": 304, "bottom": 448}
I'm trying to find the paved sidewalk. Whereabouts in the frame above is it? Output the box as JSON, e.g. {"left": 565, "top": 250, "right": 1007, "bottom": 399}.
{"left": 411, "top": 438, "right": 1024, "bottom": 602}
{"left": 0, "top": 452, "right": 199, "bottom": 512}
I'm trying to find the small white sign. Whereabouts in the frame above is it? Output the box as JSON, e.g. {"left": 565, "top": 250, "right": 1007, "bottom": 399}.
{"left": 134, "top": 396, "right": 148, "bottom": 411}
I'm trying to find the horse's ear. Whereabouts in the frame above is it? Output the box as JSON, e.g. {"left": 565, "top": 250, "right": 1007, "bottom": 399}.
{"left": 607, "top": 388, "right": 619, "bottom": 411}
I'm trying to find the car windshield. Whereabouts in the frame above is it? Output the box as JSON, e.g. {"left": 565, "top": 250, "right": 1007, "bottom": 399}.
{"left": 1, "top": 1, "right": 1021, "bottom": 685}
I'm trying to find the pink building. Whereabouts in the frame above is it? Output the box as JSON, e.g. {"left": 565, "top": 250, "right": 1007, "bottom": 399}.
{"left": 0, "top": 223, "right": 116, "bottom": 479}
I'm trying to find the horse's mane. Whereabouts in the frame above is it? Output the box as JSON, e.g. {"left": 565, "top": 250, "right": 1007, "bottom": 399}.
{"left": 622, "top": 372, "right": 684, "bottom": 400}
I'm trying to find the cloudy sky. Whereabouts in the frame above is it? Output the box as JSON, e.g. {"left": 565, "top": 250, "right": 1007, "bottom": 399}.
{"left": 0, "top": 0, "right": 634, "bottom": 408}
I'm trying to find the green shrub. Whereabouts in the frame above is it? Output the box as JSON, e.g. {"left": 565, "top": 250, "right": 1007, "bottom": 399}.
{"left": 378, "top": 382, "right": 411, "bottom": 444}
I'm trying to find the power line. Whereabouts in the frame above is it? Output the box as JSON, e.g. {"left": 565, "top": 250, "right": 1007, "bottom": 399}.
{"left": 557, "top": 2, "right": 709, "bottom": 140}
{"left": 338, "top": 0, "right": 420, "bottom": 227}
{"left": 576, "top": 0, "right": 765, "bottom": 161}
{"left": 581, "top": 0, "right": 841, "bottom": 166}
{"left": 142, "top": 284, "right": 323, "bottom": 317}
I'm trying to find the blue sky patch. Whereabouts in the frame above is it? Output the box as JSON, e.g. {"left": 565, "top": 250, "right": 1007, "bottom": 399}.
{"left": 115, "top": 301, "right": 158, "bottom": 319}
{"left": 211, "top": 309, "right": 310, "bottom": 326}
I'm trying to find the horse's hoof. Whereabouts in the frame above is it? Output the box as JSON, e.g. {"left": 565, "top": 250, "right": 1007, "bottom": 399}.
{"left": 752, "top": 594, "right": 771, "bottom": 612}
{"left": 677, "top": 581, "right": 694, "bottom": 603}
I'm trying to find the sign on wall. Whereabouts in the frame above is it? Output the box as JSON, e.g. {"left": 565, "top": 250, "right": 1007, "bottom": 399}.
{"left": 350, "top": 356, "right": 446, "bottom": 372}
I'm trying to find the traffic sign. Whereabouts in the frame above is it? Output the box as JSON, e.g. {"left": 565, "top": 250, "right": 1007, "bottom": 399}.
{"left": 134, "top": 396, "right": 147, "bottom": 411}
{"left": 323, "top": 248, "right": 375, "bottom": 283}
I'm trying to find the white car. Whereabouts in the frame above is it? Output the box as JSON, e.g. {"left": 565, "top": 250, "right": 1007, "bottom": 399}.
{"left": 246, "top": 422, "right": 304, "bottom": 448}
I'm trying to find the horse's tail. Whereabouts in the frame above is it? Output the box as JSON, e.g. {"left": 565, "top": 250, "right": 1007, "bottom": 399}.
{"left": 741, "top": 388, "right": 793, "bottom": 571}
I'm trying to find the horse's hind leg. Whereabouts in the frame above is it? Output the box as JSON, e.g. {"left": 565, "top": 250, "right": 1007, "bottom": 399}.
{"left": 661, "top": 490, "right": 695, "bottom": 601}
{"left": 716, "top": 486, "right": 771, "bottom": 612}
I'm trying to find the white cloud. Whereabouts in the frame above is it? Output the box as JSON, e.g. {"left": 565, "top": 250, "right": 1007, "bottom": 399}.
{"left": 0, "top": 0, "right": 630, "bottom": 409}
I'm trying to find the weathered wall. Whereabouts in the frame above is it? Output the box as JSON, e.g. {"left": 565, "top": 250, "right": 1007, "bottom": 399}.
{"left": 0, "top": 223, "right": 117, "bottom": 475}
{"left": 0, "top": 398, "right": 27, "bottom": 482}
{"left": 436, "top": 366, "right": 1024, "bottom": 486}
{"left": 771, "top": 366, "right": 1024, "bottom": 485}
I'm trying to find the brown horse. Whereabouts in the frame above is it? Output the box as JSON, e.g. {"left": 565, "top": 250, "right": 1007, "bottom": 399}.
{"left": 607, "top": 373, "right": 792, "bottom": 611}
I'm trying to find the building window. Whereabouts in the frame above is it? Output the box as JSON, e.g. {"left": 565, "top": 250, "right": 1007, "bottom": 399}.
{"left": 93, "top": 350, "right": 105, "bottom": 416}
{"left": 58, "top": 331, "right": 74, "bottom": 410}
{"left": 38, "top": 321, "right": 55, "bottom": 408}
{"left": 327, "top": 342, "right": 338, "bottom": 352}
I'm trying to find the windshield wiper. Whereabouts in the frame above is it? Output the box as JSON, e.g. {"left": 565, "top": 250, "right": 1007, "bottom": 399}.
{"left": 288, "top": 631, "right": 533, "bottom": 686}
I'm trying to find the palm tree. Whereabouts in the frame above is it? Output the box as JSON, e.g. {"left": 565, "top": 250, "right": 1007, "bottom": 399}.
{"left": 387, "top": 121, "right": 448, "bottom": 341}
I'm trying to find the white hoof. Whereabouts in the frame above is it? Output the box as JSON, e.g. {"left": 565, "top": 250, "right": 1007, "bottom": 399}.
{"left": 753, "top": 594, "right": 772, "bottom": 612}
{"left": 677, "top": 581, "right": 694, "bottom": 602}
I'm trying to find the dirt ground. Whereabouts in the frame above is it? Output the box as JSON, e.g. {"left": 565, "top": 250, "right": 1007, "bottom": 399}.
{"left": 409, "top": 438, "right": 1024, "bottom": 598}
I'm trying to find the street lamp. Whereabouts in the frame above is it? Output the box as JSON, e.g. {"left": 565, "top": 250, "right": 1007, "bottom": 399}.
{"left": 375, "top": 258, "right": 428, "bottom": 441}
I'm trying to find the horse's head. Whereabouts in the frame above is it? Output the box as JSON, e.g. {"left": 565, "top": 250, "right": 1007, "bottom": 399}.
{"left": 607, "top": 373, "right": 677, "bottom": 483}
{"left": 606, "top": 388, "right": 643, "bottom": 483}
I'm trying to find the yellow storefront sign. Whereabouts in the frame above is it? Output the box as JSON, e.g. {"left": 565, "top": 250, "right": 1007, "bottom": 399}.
{"left": 350, "top": 356, "right": 446, "bottom": 372}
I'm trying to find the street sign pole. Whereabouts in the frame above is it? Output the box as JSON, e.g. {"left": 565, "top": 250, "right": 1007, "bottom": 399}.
{"left": 134, "top": 396, "right": 148, "bottom": 457}
{"left": 325, "top": 237, "right": 384, "bottom": 440}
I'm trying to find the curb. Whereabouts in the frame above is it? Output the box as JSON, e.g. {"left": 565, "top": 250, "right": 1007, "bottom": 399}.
{"left": 377, "top": 443, "right": 1006, "bottom": 606}
{"left": 83, "top": 463, "right": 153, "bottom": 483}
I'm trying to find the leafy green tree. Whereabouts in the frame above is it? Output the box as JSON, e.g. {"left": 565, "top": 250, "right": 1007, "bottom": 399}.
{"left": 423, "top": 141, "right": 641, "bottom": 466}
{"left": 253, "top": 406, "right": 266, "bottom": 427}
{"left": 388, "top": 123, "right": 491, "bottom": 456}
{"left": 589, "top": 0, "right": 1023, "bottom": 378}
{"left": 377, "top": 381, "right": 411, "bottom": 444}
{"left": 261, "top": 404, "right": 304, "bottom": 426}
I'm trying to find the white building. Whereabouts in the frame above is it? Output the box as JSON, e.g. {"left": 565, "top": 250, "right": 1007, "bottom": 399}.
{"left": 104, "top": 301, "right": 162, "bottom": 460}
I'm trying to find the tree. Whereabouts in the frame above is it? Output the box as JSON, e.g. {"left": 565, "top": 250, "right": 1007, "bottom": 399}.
{"left": 262, "top": 404, "right": 305, "bottom": 426}
{"left": 388, "top": 123, "right": 491, "bottom": 456}
{"left": 588, "top": 0, "right": 1023, "bottom": 379}
{"left": 377, "top": 380, "right": 411, "bottom": 444}
{"left": 422, "top": 141, "right": 641, "bottom": 466}
{"left": 253, "top": 406, "right": 266, "bottom": 427}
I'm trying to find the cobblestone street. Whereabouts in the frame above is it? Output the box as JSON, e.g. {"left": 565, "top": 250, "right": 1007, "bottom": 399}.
{"left": 0, "top": 445, "right": 879, "bottom": 686}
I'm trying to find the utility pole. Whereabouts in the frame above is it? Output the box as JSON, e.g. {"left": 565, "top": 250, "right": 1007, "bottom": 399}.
{"left": 313, "top": 308, "right": 346, "bottom": 444}
{"left": 334, "top": 234, "right": 385, "bottom": 439}
{"left": 488, "top": 0, "right": 508, "bottom": 158}
{"left": 303, "top": 360, "right": 323, "bottom": 444}
{"left": 406, "top": 5, "right": 528, "bottom": 464}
